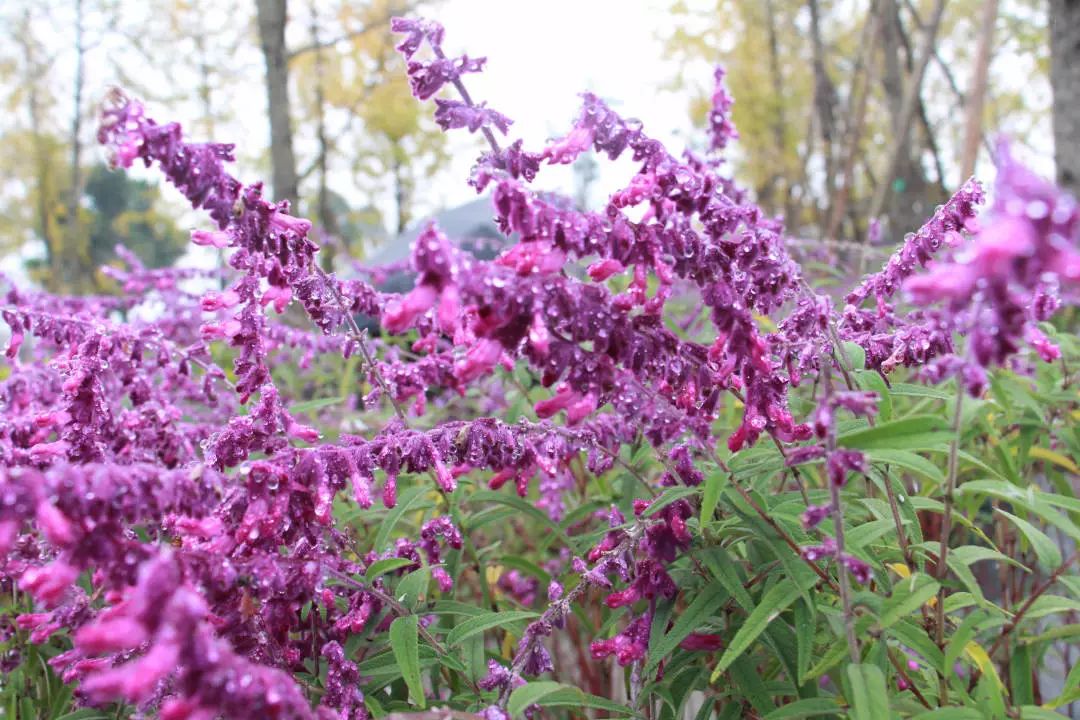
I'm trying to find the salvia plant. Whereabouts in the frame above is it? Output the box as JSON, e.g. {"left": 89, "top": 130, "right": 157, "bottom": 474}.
{"left": 1, "top": 16, "right": 1079, "bottom": 720}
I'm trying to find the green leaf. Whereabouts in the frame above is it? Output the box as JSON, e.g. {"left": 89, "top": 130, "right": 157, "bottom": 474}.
{"left": 395, "top": 567, "right": 431, "bottom": 608}
{"left": 525, "top": 687, "right": 632, "bottom": 715}
{"left": 507, "top": 681, "right": 565, "bottom": 718}
{"left": 911, "top": 709, "right": 985, "bottom": 719}
{"left": 1010, "top": 643, "right": 1035, "bottom": 706}
{"left": 945, "top": 612, "right": 983, "bottom": 673}
{"left": 445, "top": 610, "right": 539, "bottom": 647}
{"left": 847, "top": 518, "right": 909, "bottom": 551}
{"left": 643, "top": 485, "right": 700, "bottom": 517}
{"left": 289, "top": 396, "right": 345, "bottom": 414}
{"left": 1022, "top": 594, "right": 1080, "bottom": 619}
{"left": 364, "top": 558, "right": 416, "bottom": 583}
{"left": 846, "top": 663, "right": 889, "bottom": 720}
{"left": 373, "top": 486, "right": 429, "bottom": 552}
{"left": 839, "top": 415, "right": 950, "bottom": 451}
{"left": 710, "top": 578, "right": 800, "bottom": 681}
{"left": 994, "top": 509, "right": 1062, "bottom": 568}
{"left": 865, "top": 448, "right": 946, "bottom": 484}
{"left": 729, "top": 655, "right": 776, "bottom": 715}
{"left": 1019, "top": 707, "right": 1067, "bottom": 720}
{"left": 856, "top": 370, "right": 892, "bottom": 421}
{"left": 794, "top": 598, "right": 814, "bottom": 684}
{"left": 763, "top": 698, "right": 842, "bottom": 719}
{"left": 888, "top": 383, "right": 954, "bottom": 401}
{"left": 888, "top": 619, "right": 945, "bottom": 674}
{"left": 957, "top": 481, "right": 1080, "bottom": 543}
{"left": 389, "top": 615, "right": 424, "bottom": 708}
{"left": 701, "top": 470, "right": 723, "bottom": 524}
{"left": 877, "top": 572, "right": 939, "bottom": 630}
{"left": 647, "top": 581, "right": 727, "bottom": 672}
{"left": 841, "top": 341, "right": 866, "bottom": 370}
{"left": 470, "top": 491, "right": 569, "bottom": 543}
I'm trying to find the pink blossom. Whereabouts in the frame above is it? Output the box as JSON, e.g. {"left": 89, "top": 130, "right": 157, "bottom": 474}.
{"left": 19, "top": 561, "right": 79, "bottom": 607}
{"left": 382, "top": 284, "right": 439, "bottom": 333}
{"left": 190, "top": 229, "right": 231, "bottom": 248}
{"left": 35, "top": 501, "right": 76, "bottom": 545}
{"left": 75, "top": 617, "right": 149, "bottom": 654}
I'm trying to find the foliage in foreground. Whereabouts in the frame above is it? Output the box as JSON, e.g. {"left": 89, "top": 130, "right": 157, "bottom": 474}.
{"left": 2, "top": 15, "right": 1080, "bottom": 720}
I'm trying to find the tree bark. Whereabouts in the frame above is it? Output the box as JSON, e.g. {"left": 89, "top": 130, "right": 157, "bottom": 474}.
{"left": 960, "top": 0, "right": 998, "bottom": 179}
{"left": 808, "top": 0, "right": 838, "bottom": 222}
{"left": 309, "top": 0, "right": 339, "bottom": 270}
{"left": 66, "top": 0, "right": 88, "bottom": 290}
{"left": 1050, "top": 0, "right": 1080, "bottom": 196}
{"left": 868, "top": 0, "right": 946, "bottom": 227}
{"left": 17, "top": 10, "right": 56, "bottom": 273}
{"left": 762, "top": 0, "right": 792, "bottom": 218}
{"left": 256, "top": 0, "right": 300, "bottom": 210}
{"left": 826, "top": 2, "right": 878, "bottom": 241}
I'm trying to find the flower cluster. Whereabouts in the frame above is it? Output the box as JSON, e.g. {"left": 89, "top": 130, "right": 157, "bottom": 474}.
{"left": 0, "top": 12, "right": 1077, "bottom": 720}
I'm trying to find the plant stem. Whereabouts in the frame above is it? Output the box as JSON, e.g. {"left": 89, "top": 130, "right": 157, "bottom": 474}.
{"left": 495, "top": 521, "right": 650, "bottom": 710}
{"left": 934, "top": 379, "right": 965, "bottom": 703}
{"left": 822, "top": 367, "right": 860, "bottom": 664}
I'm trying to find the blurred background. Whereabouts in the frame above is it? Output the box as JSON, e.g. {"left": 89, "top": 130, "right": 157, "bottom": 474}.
{"left": 0, "top": 0, "right": 1074, "bottom": 294}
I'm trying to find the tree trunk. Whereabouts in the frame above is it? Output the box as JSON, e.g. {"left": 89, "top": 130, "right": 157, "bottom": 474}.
{"left": 826, "top": 3, "right": 878, "bottom": 241}
{"left": 808, "top": 0, "right": 838, "bottom": 225}
{"left": 256, "top": 0, "right": 300, "bottom": 210}
{"left": 1050, "top": 0, "right": 1080, "bottom": 196}
{"left": 66, "top": 0, "right": 88, "bottom": 290}
{"left": 310, "top": 0, "right": 339, "bottom": 270}
{"left": 760, "top": 0, "right": 791, "bottom": 218}
{"left": 17, "top": 10, "right": 56, "bottom": 275}
{"left": 393, "top": 153, "right": 409, "bottom": 236}
{"left": 868, "top": 0, "right": 945, "bottom": 230}
{"left": 960, "top": 0, "right": 997, "bottom": 179}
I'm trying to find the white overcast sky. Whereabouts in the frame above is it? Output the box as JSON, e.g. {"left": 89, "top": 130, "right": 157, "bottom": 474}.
{"left": 0, "top": 0, "right": 1057, "bottom": 280}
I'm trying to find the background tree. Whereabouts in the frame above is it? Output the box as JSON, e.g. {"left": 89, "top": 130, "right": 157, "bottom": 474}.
{"left": 256, "top": 0, "right": 300, "bottom": 210}
{"left": 667, "top": 0, "right": 1052, "bottom": 242}
{"left": 82, "top": 164, "right": 188, "bottom": 271}
{"left": 1049, "top": 0, "right": 1080, "bottom": 195}
{"left": 290, "top": 0, "right": 447, "bottom": 245}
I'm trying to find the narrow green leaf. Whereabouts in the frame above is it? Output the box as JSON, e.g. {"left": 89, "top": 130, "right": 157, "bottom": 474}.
{"left": 507, "top": 681, "right": 564, "bottom": 718}
{"left": 763, "top": 698, "right": 842, "bottom": 719}
{"left": 856, "top": 370, "right": 892, "bottom": 421}
{"left": 839, "top": 415, "right": 950, "bottom": 451}
{"left": 395, "top": 567, "right": 431, "bottom": 608}
{"left": 710, "top": 578, "right": 800, "bottom": 681}
{"left": 470, "top": 491, "right": 569, "bottom": 543}
{"left": 389, "top": 615, "right": 424, "bottom": 708}
{"left": 701, "top": 470, "right": 723, "bottom": 525}
{"left": 729, "top": 655, "right": 776, "bottom": 715}
{"left": 373, "top": 486, "right": 428, "bottom": 552}
{"left": 846, "top": 663, "right": 889, "bottom": 720}
{"left": 526, "top": 687, "right": 632, "bottom": 715}
{"left": 644, "top": 485, "right": 700, "bottom": 516}
{"left": 995, "top": 509, "right": 1062, "bottom": 569}
{"left": 877, "top": 572, "right": 939, "bottom": 630}
{"left": 1020, "top": 708, "right": 1072, "bottom": 720}
{"left": 364, "top": 558, "right": 416, "bottom": 583}
{"left": 794, "top": 597, "right": 814, "bottom": 685}
{"left": 647, "top": 581, "right": 727, "bottom": 672}
{"left": 888, "top": 383, "right": 954, "bottom": 401}
{"left": 866, "top": 448, "right": 946, "bottom": 484}
{"left": 289, "top": 396, "right": 345, "bottom": 414}
{"left": 911, "top": 709, "right": 985, "bottom": 719}
{"left": 1010, "top": 643, "right": 1035, "bottom": 706}
{"left": 445, "top": 610, "right": 539, "bottom": 647}
{"left": 887, "top": 619, "right": 945, "bottom": 674}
